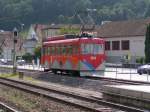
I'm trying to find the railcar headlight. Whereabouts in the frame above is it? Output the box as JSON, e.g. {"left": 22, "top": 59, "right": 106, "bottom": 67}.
{"left": 91, "top": 56, "right": 96, "bottom": 60}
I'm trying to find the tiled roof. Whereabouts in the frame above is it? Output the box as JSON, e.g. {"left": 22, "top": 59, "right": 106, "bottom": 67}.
{"left": 97, "top": 18, "right": 150, "bottom": 38}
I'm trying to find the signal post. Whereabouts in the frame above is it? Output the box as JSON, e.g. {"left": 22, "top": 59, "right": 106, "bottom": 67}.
{"left": 12, "top": 27, "right": 18, "bottom": 74}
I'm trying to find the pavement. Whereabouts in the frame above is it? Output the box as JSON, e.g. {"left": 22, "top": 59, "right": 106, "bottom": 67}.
{"left": 105, "top": 67, "right": 150, "bottom": 82}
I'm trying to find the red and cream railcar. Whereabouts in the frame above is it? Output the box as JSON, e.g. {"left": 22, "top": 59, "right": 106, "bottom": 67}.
{"left": 41, "top": 35, "right": 106, "bottom": 76}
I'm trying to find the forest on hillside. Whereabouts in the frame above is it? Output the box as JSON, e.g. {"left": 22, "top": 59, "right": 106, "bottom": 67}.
{"left": 1, "top": 0, "right": 150, "bottom": 30}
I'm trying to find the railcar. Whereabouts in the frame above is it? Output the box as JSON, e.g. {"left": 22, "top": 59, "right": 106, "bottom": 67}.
{"left": 41, "top": 34, "right": 106, "bottom": 77}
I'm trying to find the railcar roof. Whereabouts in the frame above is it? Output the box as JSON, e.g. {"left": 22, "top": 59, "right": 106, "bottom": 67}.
{"left": 43, "top": 37, "right": 104, "bottom": 46}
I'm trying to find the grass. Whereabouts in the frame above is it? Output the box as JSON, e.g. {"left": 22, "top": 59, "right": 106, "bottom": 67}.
{"left": 0, "top": 73, "right": 37, "bottom": 83}
{"left": 0, "top": 73, "right": 18, "bottom": 78}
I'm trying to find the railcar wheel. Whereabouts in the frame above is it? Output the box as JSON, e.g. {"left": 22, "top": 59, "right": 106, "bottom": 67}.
{"left": 52, "top": 70, "right": 57, "bottom": 74}
{"left": 71, "top": 71, "right": 80, "bottom": 76}
{"left": 138, "top": 72, "right": 142, "bottom": 75}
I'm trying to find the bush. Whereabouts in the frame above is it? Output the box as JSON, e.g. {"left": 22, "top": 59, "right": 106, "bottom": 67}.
{"left": 136, "top": 57, "right": 145, "bottom": 64}
{"left": 22, "top": 53, "right": 33, "bottom": 63}
{"left": 34, "top": 46, "right": 41, "bottom": 59}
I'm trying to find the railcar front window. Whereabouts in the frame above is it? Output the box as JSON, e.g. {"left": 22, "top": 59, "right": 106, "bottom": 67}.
{"left": 94, "top": 44, "right": 104, "bottom": 54}
{"left": 81, "top": 44, "right": 104, "bottom": 54}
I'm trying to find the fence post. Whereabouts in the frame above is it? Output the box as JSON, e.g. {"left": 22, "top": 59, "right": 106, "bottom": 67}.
{"left": 130, "top": 64, "right": 132, "bottom": 80}
{"left": 147, "top": 70, "right": 149, "bottom": 82}
{"left": 115, "top": 63, "right": 117, "bottom": 78}
{"left": 18, "top": 71, "right": 24, "bottom": 80}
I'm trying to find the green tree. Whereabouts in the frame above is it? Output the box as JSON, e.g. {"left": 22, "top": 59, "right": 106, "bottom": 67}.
{"left": 59, "top": 27, "right": 80, "bottom": 35}
{"left": 34, "top": 46, "right": 41, "bottom": 59}
{"left": 1, "top": 0, "right": 150, "bottom": 30}
{"left": 145, "top": 24, "right": 150, "bottom": 63}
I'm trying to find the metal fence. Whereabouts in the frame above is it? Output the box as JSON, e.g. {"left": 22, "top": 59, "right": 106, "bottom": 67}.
{"left": 105, "top": 63, "right": 150, "bottom": 82}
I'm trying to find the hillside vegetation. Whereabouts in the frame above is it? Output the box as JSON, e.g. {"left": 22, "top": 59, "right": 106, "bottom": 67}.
{"left": 1, "top": 0, "right": 150, "bottom": 30}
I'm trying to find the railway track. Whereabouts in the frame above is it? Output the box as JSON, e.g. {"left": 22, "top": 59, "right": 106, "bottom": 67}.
{"left": 22, "top": 69, "right": 150, "bottom": 85}
{"left": 0, "top": 102, "right": 18, "bottom": 112}
{"left": 0, "top": 78, "right": 147, "bottom": 112}
{"left": 28, "top": 70, "right": 150, "bottom": 85}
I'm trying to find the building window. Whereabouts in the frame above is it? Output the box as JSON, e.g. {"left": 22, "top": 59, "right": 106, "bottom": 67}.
{"left": 122, "top": 40, "right": 129, "bottom": 50}
{"left": 105, "top": 41, "right": 110, "bottom": 50}
{"left": 112, "top": 41, "right": 120, "bottom": 50}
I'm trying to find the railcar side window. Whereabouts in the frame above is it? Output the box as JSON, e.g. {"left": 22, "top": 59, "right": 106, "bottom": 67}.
{"left": 56, "top": 46, "right": 59, "bottom": 55}
{"left": 73, "top": 45, "right": 78, "bottom": 54}
{"left": 51, "top": 46, "right": 55, "bottom": 55}
{"left": 68, "top": 45, "right": 73, "bottom": 55}
{"left": 43, "top": 47, "right": 45, "bottom": 55}
{"left": 48, "top": 47, "right": 50, "bottom": 55}
{"left": 62, "top": 46, "right": 66, "bottom": 55}
{"left": 56, "top": 46, "right": 58, "bottom": 55}
{"left": 45, "top": 47, "right": 48, "bottom": 55}
{"left": 57, "top": 46, "right": 61, "bottom": 55}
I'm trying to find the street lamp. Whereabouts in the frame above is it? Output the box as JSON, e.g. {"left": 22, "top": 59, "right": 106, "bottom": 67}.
{"left": 20, "top": 23, "right": 24, "bottom": 60}
{"left": 12, "top": 27, "right": 18, "bottom": 74}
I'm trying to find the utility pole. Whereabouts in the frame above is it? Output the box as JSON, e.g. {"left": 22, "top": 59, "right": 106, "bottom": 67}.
{"left": 20, "top": 23, "right": 24, "bottom": 60}
{"left": 12, "top": 27, "right": 18, "bottom": 74}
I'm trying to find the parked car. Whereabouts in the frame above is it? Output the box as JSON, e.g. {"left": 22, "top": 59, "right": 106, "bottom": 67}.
{"left": 137, "top": 63, "right": 150, "bottom": 75}
{"left": 0, "top": 59, "right": 7, "bottom": 64}
{"left": 0, "top": 59, "right": 13, "bottom": 65}
{"left": 17, "top": 59, "right": 26, "bottom": 65}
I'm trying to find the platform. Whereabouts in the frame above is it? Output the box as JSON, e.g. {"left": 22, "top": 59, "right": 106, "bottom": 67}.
{"left": 102, "top": 85, "right": 150, "bottom": 110}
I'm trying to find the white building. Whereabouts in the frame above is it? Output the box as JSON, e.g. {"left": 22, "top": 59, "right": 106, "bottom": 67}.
{"left": 23, "top": 24, "right": 47, "bottom": 55}
{"left": 23, "top": 25, "right": 38, "bottom": 55}
{"left": 97, "top": 18, "right": 150, "bottom": 63}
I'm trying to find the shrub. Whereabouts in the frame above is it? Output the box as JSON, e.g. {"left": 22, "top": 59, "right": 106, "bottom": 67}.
{"left": 22, "top": 53, "right": 33, "bottom": 63}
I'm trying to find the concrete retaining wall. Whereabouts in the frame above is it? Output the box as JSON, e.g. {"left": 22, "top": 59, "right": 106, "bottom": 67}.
{"left": 102, "top": 85, "right": 150, "bottom": 110}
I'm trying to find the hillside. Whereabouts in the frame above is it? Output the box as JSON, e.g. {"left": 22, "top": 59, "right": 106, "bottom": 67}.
{"left": 0, "top": 0, "right": 150, "bottom": 30}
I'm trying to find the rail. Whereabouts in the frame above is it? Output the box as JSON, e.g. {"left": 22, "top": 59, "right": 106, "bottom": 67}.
{"left": 0, "top": 102, "right": 18, "bottom": 112}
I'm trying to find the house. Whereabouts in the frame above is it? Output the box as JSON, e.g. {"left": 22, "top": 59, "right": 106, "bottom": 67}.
{"left": 97, "top": 18, "right": 150, "bottom": 63}
{"left": 23, "top": 25, "right": 38, "bottom": 55}
{"left": 0, "top": 31, "right": 23, "bottom": 60}
{"left": 23, "top": 24, "right": 47, "bottom": 55}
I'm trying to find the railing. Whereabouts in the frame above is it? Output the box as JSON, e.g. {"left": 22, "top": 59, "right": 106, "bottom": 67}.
{"left": 105, "top": 63, "right": 150, "bottom": 82}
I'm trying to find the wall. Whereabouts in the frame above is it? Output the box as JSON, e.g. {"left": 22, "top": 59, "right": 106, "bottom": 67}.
{"left": 2, "top": 48, "right": 12, "bottom": 60}
{"left": 104, "top": 36, "right": 145, "bottom": 63}
{"left": 23, "top": 40, "right": 37, "bottom": 55}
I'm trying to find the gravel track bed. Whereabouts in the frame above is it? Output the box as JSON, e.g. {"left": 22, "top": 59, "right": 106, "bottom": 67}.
{"left": 0, "top": 84, "right": 91, "bottom": 112}
{"left": 34, "top": 72, "right": 123, "bottom": 92}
